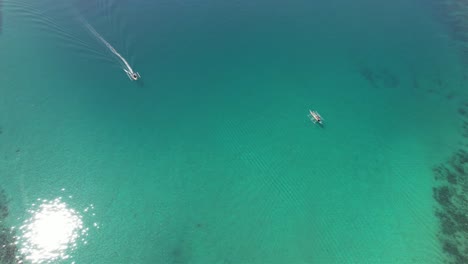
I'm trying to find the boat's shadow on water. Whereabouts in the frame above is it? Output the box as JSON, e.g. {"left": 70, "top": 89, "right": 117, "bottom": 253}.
{"left": 135, "top": 79, "right": 144, "bottom": 88}
{"left": 315, "top": 123, "right": 326, "bottom": 130}
{"left": 308, "top": 122, "right": 325, "bottom": 129}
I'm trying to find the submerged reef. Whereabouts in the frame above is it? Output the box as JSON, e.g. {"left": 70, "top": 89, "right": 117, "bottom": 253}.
{"left": 168, "top": 237, "right": 192, "bottom": 264}
{"left": 436, "top": 0, "right": 468, "bottom": 65}
{"left": 357, "top": 66, "right": 400, "bottom": 89}
{"left": 0, "top": 189, "right": 7, "bottom": 220}
{"left": 433, "top": 102, "right": 468, "bottom": 264}
{"left": 0, "top": 189, "right": 20, "bottom": 264}
{"left": 433, "top": 150, "right": 468, "bottom": 264}
{"left": 0, "top": 227, "right": 17, "bottom": 264}
{"left": 358, "top": 66, "right": 379, "bottom": 89}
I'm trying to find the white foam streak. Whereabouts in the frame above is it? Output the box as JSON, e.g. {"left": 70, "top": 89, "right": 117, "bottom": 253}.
{"left": 81, "top": 18, "right": 134, "bottom": 74}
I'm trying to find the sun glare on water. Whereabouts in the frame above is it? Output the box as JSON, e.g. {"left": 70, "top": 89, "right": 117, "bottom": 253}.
{"left": 18, "top": 197, "right": 90, "bottom": 263}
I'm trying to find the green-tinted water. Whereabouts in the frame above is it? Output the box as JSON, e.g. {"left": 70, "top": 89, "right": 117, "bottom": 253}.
{"left": 0, "top": 0, "right": 467, "bottom": 263}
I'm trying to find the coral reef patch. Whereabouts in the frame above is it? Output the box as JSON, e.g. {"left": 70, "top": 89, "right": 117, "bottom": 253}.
{"left": 0, "top": 189, "right": 20, "bottom": 264}
{"left": 357, "top": 66, "right": 400, "bottom": 89}
{"left": 432, "top": 101, "right": 468, "bottom": 264}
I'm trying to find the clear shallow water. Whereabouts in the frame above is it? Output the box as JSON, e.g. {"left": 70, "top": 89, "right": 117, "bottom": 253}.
{"left": 0, "top": 0, "right": 467, "bottom": 263}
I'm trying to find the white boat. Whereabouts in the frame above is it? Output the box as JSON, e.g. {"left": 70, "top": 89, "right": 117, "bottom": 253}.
{"left": 308, "top": 110, "right": 323, "bottom": 125}
{"left": 124, "top": 69, "right": 141, "bottom": 81}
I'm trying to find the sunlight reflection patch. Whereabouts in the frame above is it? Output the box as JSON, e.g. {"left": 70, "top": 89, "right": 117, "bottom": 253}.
{"left": 18, "top": 198, "right": 88, "bottom": 263}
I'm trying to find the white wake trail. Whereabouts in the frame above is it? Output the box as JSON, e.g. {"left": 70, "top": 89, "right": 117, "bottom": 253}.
{"left": 80, "top": 18, "right": 138, "bottom": 79}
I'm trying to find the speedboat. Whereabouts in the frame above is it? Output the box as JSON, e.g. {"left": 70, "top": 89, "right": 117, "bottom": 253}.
{"left": 308, "top": 110, "right": 323, "bottom": 125}
{"left": 124, "top": 69, "right": 141, "bottom": 81}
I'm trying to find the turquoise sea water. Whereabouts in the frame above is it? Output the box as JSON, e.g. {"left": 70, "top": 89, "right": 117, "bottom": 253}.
{"left": 1, "top": 0, "right": 467, "bottom": 263}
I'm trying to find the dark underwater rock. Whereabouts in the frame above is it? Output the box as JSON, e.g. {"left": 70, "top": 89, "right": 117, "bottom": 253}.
{"left": 0, "top": 188, "right": 19, "bottom": 264}
{"left": 380, "top": 69, "right": 399, "bottom": 88}
{"left": 433, "top": 186, "right": 453, "bottom": 208}
{"left": 358, "top": 67, "right": 379, "bottom": 89}
{"left": 433, "top": 142, "right": 468, "bottom": 263}
{"left": 0, "top": 190, "right": 8, "bottom": 220}
{"left": 0, "top": 227, "right": 19, "bottom": 264}
{"left": 436, "top": 211, "right": 457, "bottom": 235}
{"left": 459, "top": 107, "right": 467, "bottom": 116}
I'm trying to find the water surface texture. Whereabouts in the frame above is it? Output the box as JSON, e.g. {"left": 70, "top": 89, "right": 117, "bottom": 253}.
{"left": 1, "top": 0, "right": 467, "bottom": 263}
